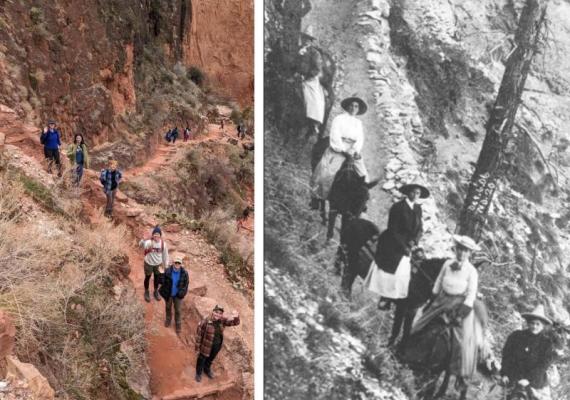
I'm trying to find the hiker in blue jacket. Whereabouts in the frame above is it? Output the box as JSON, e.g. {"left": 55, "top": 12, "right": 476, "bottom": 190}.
{"left": 40, "top": 120, "right": 62, "bottom": 176}
{"left": 159, "top": 256, "right": 189, "bottom": 333}
{"left": 99, "top": 159, "right": 122, "bottom": 217}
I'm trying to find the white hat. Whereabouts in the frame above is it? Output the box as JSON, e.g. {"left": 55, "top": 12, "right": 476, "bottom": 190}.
{"left": 174, "top": 256, "right": 183, "bottom": 264}
{"left": 452, "top": 234, "right": 481, "bottom": 252}
{"left": 521, "top": 305, "right": 552, "bottom": 325}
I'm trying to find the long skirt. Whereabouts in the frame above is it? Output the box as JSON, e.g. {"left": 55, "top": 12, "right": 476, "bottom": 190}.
{"left": 302, "top": 77, "right": 325, "bottom": 124}
{"left": 411, "top": 293, "right": 482, "bottom": 379}
{"left": 363, "top": 256, "right": 411, "bottom": 299}
{"left": 310, "top": 147, "right": 368, "bottom": 200}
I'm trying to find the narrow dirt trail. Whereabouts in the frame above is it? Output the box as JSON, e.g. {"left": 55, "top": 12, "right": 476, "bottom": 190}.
{"left": 2, "top": 114, "right": 254, "bottom": 400}
{"left": 77, "top": 123, "right": 254, "bottom": 400}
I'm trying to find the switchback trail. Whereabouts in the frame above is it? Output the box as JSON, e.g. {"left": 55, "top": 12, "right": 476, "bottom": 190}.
{"left": 82, "top": 122, "right": 254, "bottom": 400}
{"left": 1, "top": 111, "right": 254, "bottom": 399}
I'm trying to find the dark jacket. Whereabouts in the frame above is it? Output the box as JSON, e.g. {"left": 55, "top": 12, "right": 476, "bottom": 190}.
{"left": 41, "top": 129, "right": 61, "bottom": 150}
{"left": 195, "top": 315, "right": 240, "bottom": 357}
{"left": 99, "top": 169, "right": 122, "bottom": 192}
{"left": 159, "top": 266, "right": 189, "bottom": 300}
{"left": 501, "top": 329, "right": 554, "bottom": 389}
{"left": 375, "top": 199, "right": 423, "bottom": 273}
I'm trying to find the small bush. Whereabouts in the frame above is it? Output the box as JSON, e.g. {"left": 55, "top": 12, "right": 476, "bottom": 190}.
{"left": 187, "top": 66, "right": 205, "bottom": 86}
{"left": 29, "top": 7, "right": 44, "bottom": 24}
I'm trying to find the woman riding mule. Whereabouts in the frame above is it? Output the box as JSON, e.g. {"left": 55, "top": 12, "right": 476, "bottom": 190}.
{"left": 369, "top": 183, "right": 429, "bottom": 310}
{"left": 407, "top": 235, "right": 486, "bottom": 397}
{"left": 310, "top": 96, "right": 369, "bottom": 226}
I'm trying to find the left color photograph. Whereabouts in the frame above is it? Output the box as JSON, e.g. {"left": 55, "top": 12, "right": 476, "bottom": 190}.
{"left": 0, "top": 1, "right": 254, "bottom": 399}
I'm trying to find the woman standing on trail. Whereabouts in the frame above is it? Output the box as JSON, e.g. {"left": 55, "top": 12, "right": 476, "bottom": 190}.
{"left": 139, "top": 226, "right": 169, "bottom": 303}
{"left": 411, "top": 235, "right": 484, "bottom": 382}
{"left": 67, "top": 133, "right": 89, "bottom": 187}
{"left": 99, "top": 159, "right": 122, "bottom": 218}
{"left": 310, "top": 96, "right": 368, "bottom": 207}
{"left": 369, "top": 183, "right": 428, "bottom": 311}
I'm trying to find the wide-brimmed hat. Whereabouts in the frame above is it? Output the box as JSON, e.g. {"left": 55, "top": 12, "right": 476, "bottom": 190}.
{"left": 341, "top": 97, "right": 367, "bottom": 115}
{"left": 399, "top": 183, "right": 430, "bottom": 199}
{"left": 47, "top": 120, "right": 56, "bottom": 125}
{"left": 213, "top": 305, "right": 224, "bottom": 313}
{"left": 521, "top": 305, "right": 552, "bottom": 325}
{"left": 452, "top": 234, "right": 481, "bottom": 252}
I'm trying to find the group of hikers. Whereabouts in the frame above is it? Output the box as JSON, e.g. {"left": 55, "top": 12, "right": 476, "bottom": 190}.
{"left": 165, "top": 126, "right": 192, "bottom": 143}
{"left": 40, "top": 120, "right": 121, "bottom": 217}
{"left": 137, "top": 225, "right": 240, "bottom": 383}
{"left": 288, "top": 15, "right": 562, "bottom": 400}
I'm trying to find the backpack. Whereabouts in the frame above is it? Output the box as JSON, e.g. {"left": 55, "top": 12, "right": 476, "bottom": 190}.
{"left": 144, "top": 239, "right": 164, "bottom": 256}
{"left": 165, "top": 130, "right": 172, "bottom": 142}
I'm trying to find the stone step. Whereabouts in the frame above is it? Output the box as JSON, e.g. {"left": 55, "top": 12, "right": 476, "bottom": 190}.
{"left": 159, "top": 379, "right": 237, "bottom": 400}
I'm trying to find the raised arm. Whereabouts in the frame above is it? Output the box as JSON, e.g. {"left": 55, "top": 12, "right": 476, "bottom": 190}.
{"left": 463, "top": 267, "right": 478, "bottom": 307}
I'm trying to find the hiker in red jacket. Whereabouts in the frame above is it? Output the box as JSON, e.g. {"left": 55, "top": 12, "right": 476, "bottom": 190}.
{"left": 195, "top": 305, "right": 240, "bottom": 382}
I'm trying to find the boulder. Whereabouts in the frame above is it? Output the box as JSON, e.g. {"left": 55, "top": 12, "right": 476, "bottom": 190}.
{"left": 6, "top": 356, "right": 55, "bottom": 400}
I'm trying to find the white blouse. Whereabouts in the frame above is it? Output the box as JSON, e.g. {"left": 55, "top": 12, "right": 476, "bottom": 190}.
{"left": 432, "top": 259, "right": 478, "bottom": 307}
{"left": 329, "top": 113, "right": 364, "bottom": 154}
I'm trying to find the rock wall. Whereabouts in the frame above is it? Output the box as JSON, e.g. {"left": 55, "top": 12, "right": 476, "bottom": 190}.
{"left": 183, "top": 0, "right": 254, "bottom": 106}
{"left": 0, "top": 0, "right": 252, "bottom": 146}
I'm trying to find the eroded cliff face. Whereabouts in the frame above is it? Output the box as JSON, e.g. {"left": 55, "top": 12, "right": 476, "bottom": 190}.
{"left": 183, "top": 0, "right": 254, "bottom": 106}
{"left": 0, "top": 0, "right": 252, "bottom": 147}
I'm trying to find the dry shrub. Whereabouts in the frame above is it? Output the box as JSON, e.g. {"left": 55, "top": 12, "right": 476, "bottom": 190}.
{"left": 200, "top": 208, "right": 253, "bottom": 289}
{"left": 0, "top": 173, "right": 145, "bottom": 399}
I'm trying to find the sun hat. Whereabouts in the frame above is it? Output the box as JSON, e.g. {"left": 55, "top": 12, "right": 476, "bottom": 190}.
{"left": 213, "top": 305, "right": 224, "bottom": 313}
{"left": 521, "top": 305, "right": 552, "bottom": 325}
{"left": 452, "top": 234, "right": 481, "bottom": 252}
{"left": 399, "top": 183, "right": 430, "bottom": 199}
{"left": 174, "top": 256, "right": 183, "bottom": 264}
{"left": 340, "top": 96, "right": 367, "bottom": 115}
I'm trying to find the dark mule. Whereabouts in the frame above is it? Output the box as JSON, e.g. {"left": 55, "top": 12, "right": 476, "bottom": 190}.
{"left": 389, "top": 250, "right": 447, "bottom": 347}
{"left": 338, "top": 231, "right": 447, "bottom": 346}
{"left": 398, "top": 316, "right": 469, "bottom": 400}
{"left": 327, "top": 156, "right": 378, "bottom": 241}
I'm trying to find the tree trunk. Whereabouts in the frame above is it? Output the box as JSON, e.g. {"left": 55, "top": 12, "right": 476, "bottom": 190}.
{"left": 458, "top": 0, "right": 548, "bottom": 239}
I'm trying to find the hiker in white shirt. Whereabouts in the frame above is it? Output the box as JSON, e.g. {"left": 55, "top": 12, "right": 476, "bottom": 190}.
{"left": 139, "top": 226, "right": 169, "bottom": 302}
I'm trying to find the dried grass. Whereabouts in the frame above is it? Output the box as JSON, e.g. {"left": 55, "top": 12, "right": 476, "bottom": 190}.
{"left": 0, "top": 169, "right": 145, "bottom": 399}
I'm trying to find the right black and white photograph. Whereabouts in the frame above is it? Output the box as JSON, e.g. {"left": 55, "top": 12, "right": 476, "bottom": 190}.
{"left": 264, "top": 0, "right": 570, "bottom": 399}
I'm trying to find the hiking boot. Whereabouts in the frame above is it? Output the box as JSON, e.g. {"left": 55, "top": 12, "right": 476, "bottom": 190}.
{"left": 175, "top": 323, "right": 181, "bottom": 334}
{"left": 195, "top": 374, "right": 201, "bottom": 382}
{"left": 144, "top": 290, "right": 151, "bottom": 303}
{"left": 205, "top": 371, "right": 214, "bottom": 380}
{"left": 153, "top": 290, "right": 160, "bottom": 301}
{"left": 164, "top": 319, "right": 171, "bottom": 328}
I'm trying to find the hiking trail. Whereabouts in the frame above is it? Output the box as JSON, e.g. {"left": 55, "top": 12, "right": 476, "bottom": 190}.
{"left": 1, "top": 110, "right": 254, "bottom": 400}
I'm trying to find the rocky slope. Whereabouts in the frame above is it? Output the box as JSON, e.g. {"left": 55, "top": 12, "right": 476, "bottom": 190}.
{"left": 265, "top": 0, "right": 570, "bottom": 398}
{"left": 0, "top": 0, "right": 252, "bottom": 151}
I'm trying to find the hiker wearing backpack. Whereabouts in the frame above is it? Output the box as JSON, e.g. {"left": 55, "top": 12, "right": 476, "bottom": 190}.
{"left": 159, "top": 255, "right": 189, "bottom": 334}
{"left": 67, "top": 133, "right": 89, "bottom": 186}
{"left": 183, "top": 126, "right": 191, "bottom": 142}
{"left": 99, "top": 159, "right": 122, "bottom": 218}
{"left": 138, "top": 226, "right": 169, "bottom": 303}
{"left": 170, "top": 127, "right": 179, "bottom": 144}
{"left": 40, "top": 120, "right": 62, "bottom": 176}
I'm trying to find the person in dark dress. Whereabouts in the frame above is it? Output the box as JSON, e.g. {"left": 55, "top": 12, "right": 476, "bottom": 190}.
{"left": 501, "top": 305, "right": 556, "bottom": 400}
{"left": 374, "top": 183, "right": 429, "bottom": 310}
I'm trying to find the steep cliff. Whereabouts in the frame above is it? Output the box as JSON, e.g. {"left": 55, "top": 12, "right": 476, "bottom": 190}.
{"left": 0, "top": 0, "right": 252, "bottom": 151}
